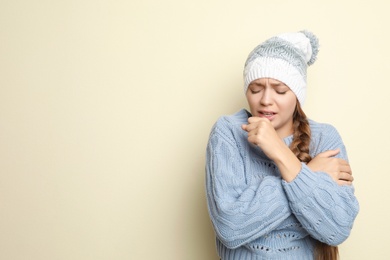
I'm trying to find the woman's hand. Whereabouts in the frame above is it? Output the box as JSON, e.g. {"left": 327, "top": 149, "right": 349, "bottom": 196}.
{"left": 307, "top": 149, "right": 353, "bottom": 185}
{"left": 241, "top": 117, "right": 284, "bottom": 161}
{"left": 242, "top": 117, "right": 301, "bottom": 182}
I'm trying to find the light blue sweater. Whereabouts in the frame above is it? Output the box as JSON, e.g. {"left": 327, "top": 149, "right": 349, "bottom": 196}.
{"left": 205, "top": 109, "right": 359, "bottom": 260}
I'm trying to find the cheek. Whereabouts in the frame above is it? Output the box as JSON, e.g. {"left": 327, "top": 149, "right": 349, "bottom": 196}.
{"left": 280, "top": 97, "right": 297, "bottom": 114}
{"left": 288, "top": 102, "right": 297, "bottom": 115}
{"left": 246, "top": 94, "right": 256, "bottom": 107}
{"left": 246, "top": 96, "right": 258, "bottom": 115}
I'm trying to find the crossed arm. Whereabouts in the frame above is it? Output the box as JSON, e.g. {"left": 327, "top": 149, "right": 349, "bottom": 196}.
{"left": 207, "top": 116, "right": 358, "bottom": 248}
{"left": 242, "top": 117, "right": 354, "bottom": 185}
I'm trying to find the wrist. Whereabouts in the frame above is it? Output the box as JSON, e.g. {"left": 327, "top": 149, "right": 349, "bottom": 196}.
{"left": 273, "top": 145, "right": 302, "bottom": 182}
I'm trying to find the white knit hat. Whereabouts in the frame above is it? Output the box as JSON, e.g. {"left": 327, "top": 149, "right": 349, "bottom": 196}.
{"left": 243, "top": 30, "right": 319, "bottom": 105}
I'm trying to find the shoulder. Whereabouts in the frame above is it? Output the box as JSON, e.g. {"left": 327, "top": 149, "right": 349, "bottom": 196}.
{"left": 308, "top": 119, "right": 347, "bottom": 157}
{"left": 215, "top": 109, "right": 249, "bottom": 126}
{"left": 208, "top": 109, "right": 248, "bottom": 146}
{"left": 309, "top": 119, "right": 341, "bottom": 139}
{"left": 211, "top": 109, "right": 248, "bottom": 134}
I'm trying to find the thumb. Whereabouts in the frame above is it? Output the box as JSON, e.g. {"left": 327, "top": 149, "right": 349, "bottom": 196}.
{"left": 317, "top": 148, "right": 340, "bottom": 158}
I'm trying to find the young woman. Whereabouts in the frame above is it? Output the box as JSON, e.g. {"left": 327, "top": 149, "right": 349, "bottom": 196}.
{"left": 205, "top": 30, "right": 359, "bottom": 260}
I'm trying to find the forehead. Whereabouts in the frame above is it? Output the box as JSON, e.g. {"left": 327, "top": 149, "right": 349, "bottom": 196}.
{"left": 251, "top": 78, "right": 287, "bottom": 87}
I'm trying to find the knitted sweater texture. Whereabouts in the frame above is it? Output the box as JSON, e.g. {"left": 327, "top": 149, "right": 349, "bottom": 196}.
{"left": 205, "top": 109, "right": 359, "bottom": 260}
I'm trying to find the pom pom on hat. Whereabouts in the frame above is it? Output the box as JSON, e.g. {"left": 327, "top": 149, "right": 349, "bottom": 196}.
{"left": 300, "top": 30, "right": 319, "bottom": 66}
{"left": 243, "top": 30, "right": 319, "bottom": 105}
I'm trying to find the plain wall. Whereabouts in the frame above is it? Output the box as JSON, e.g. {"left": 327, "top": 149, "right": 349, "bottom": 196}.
{"left": 1, "top": 0, "right": 389, "bottom": 259}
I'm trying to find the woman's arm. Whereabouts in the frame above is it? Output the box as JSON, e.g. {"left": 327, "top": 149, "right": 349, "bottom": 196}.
{"left": 206, "top": 120, "right": 291, "bottom": 249}
{"left": 308, "top": 149, "right": 353, "bottom": 185}
{"left": 242, "top": 117, "right": 302, "bottom": 182}
{"left": 242, "top": 118, "right": 359, "bottom": 245}
{"left": 282, "top": 124, "right": 359, "bottom": 246}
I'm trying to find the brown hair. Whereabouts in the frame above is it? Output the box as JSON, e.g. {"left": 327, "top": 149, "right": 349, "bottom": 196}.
{"left": 290, "top": 101, "right": 339, "bottom": 260}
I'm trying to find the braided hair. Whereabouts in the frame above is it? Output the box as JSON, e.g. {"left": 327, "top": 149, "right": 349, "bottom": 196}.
{"left": 290, "top": 101, "right": 339, "bottom": 260}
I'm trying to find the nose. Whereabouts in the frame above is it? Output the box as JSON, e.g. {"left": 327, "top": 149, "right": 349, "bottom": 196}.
{"left": 260, "top": 87, "right": 273, "bottom": 106}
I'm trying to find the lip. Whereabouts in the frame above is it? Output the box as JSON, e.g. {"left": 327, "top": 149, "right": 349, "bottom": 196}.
{"left": 258, "top": 110, "right": 276, "bottom": 120}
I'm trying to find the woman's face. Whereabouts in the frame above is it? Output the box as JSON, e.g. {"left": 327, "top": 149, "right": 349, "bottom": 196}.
{"left": 246, "top": 78, "right": 297, "bottom": 138}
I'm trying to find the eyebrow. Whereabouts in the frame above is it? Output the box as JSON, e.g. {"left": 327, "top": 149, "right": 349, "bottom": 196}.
{"left": 251, "top": 82, "right": 286, "bottom": 87}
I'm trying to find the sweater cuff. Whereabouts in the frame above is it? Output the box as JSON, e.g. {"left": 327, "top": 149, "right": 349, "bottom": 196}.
{"left": 282, "top": 163, "right": 319, "bottom": 202}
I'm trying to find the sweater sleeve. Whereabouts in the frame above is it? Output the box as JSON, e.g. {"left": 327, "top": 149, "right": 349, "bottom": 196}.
{"left": 205, "top": 120, "right": 291, "bottom": 249}
{"left": 282, "top": 124, "right": 359, "bottom": 246}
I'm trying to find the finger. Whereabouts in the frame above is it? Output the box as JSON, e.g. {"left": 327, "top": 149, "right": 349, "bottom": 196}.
{"left": 339, "top": 172, "right": 354, "bottom": 182}
{"left": 336, "top": 158, "right": 349, "bottom": 165}
{"left": 317, "top": 149, "right": 340, "bottom": 158}
{"left": 244, "top": 123, "right": 258, "bottom": 132}
{"left": 336, "top": 159, "right": 352, "bottom": 174}
{"left": 336, "top": 180, "right": 352, "bottom": 186}
{"left": 247, "top": 129, "right": 260, "bottom": 138}
{"left": 248, "top": 117, "right": 272, "bottom": 125}
{"left": 247, "top": 117, "right": 262, "bottom": 123}
{"left": 339, "top": 164, "right": 352, "bottom": 175}
{"left": 244, "top": 121, "right": 264, "bottom": 133}
{"left": 242, "top": 123, "right": 259, "bottom": 132}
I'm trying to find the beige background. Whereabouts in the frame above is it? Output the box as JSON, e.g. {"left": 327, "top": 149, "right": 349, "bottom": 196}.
{"left": 0, "top": 0, "right": 389, "bottom": 259}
